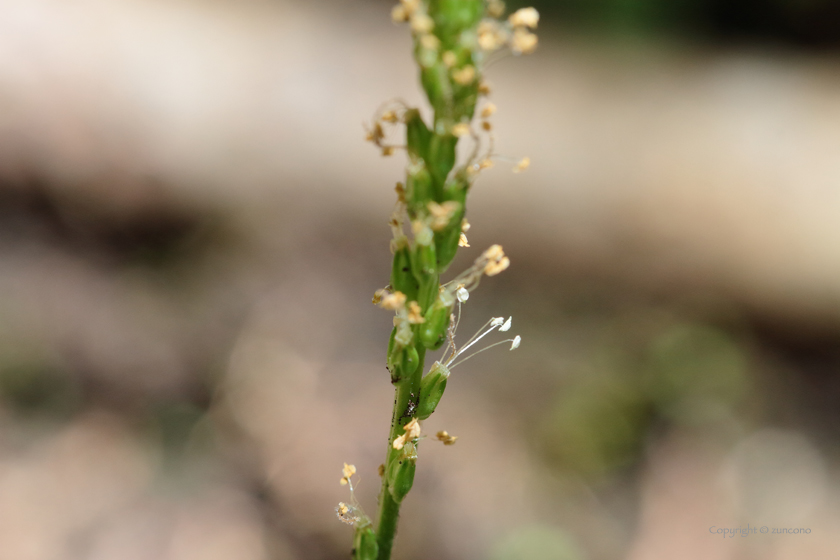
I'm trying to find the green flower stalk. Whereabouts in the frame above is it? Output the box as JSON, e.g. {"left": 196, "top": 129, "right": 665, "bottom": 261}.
{"left": 337, "top": 2, "right": 537, "bottom": 559}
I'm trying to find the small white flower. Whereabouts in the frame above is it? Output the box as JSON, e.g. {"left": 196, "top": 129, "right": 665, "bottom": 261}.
{"left": 456, "top": 287, "right": 470, "bottom": 302}
{"left": 499, "top": 316, "right": 512, "bottom": 332}
{"left": 490, "top": 317, "right": 505, "bottom": 327}
{"left": 510, "top": 335, "right": 521, "bottom": 350}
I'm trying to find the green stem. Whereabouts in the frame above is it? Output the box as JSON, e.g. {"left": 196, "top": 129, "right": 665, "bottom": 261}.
{"left": 375, "top": 490, "right": 400, "bottom": 560}
{"left": 376, "top": 347, "right": 425, "bottom": 560}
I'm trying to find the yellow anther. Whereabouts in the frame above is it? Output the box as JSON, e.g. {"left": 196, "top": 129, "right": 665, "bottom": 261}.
{"left": 509, "top": 7, "right": 539, "bottom": 29}
{"left": 510, "top": 28, "right": 538, "bottom": 54}
{"left": 419, "top": 33, "right": 440, "bottom": 50}
{"left": 410, "top": 13, "right": 434, "bottom": 34}
{"left": 513, "top": 156, "right": 530, "bottom": 173}
{"left": 451, "top": 122, "right": 471, "bottom": 137}
{"left": 451, "top": 65, "right": 476, "bottom": 86}
{"left": 487, "top": 0, "right": 505, "bottom": 18}
{"left": 436, "top": 430, "right": 459, "bottom": 445}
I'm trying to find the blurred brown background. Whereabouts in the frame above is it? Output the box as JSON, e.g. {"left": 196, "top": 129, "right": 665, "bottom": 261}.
{"left": 2, "top": 0, "right": 840, "bottom": 558}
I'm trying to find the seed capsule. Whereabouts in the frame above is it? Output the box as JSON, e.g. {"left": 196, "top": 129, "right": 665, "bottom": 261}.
{"left": 388, "top": 451, "right": 417, "bottom": 503}
{"left": 391, "top": 245, "right": 419, "bottom": 302}
{"left": 353, "top": 526, "right": 379, "bottom": 560}
{"left": 406, "top": 164, "right": 434, "bottom": 215}
{"left": 427, "top": 133, "right": 457, "bottom": 189}
{"left": 419, "top": 299, "right": 452, "bottom": 350}
{"left": 405, "top": 109, "right": 431, "bottom": 163}
{"left": 417, "top": 361, "right": 450, "bottom": 419}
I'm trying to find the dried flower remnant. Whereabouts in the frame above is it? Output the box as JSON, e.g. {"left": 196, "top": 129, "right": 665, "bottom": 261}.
{"left": 377, "top": 290, "right": 407, "bottom": 310}
{"left": 406, "top": 301, "right": 425, "bottom": 324}
{"left": 337, "top": 502, "right": 362, "bottom": 525}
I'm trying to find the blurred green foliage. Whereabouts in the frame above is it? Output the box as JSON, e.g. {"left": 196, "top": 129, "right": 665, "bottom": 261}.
{"left": 0, "top": 347, "right": 81, "bottom": 419}
{"left": 540, "top": 322, "right": 749, "bottom": 478}
{"left": 490, "top": 526, "right": 583, "bottom": 560}
{"left": 507, "top": 0, "right": 840, "bottom": 47}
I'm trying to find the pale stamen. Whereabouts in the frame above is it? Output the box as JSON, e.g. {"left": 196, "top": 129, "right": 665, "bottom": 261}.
{"left": 448, "top": 337, "right": 520, "bottom": 368}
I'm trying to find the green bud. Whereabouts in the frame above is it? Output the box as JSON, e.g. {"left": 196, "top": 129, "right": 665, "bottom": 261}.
{"left": 433, "top": 175, "right": 468, "bottom": 272}
{"left": 388, "top": 451, "right": 417, "bottom": 503}
{"left": 353, "top": 526, "right": 379, "bottom": 560}
{"left": 419, "top": 299, "right": 452, "bottom": 350}
{"left": 419, "top": 64, "right": 451, "bottom": 120}
{"left": 409, "top": 239, "right": 439, "bottom": 310}
{"left": 388, "top": 342, "right": 419, "bottom": 383}
{"left": 405, "top": 109, "right": 431, "bottom": 163}
{"left": 429, "top": 0, "right": 484, "bottom": 38}
{"left": 433, "top": 221, "right": 463, "bottom": 274}
{"left": 427, "top": 133, "right": 457, "bottom": 189}
{"left": 417, "top": 362, "right": 450, "bottom": 419}
{"left": 443, "top": 172, "right": 469, "bottom": 203}
{"left": 406, "top": 163, "right": 434, "bottom": 215}
{"left": 400, "top": 344, "right": 420, "bottom": 377}
{"left": 411, "top": 239, "right": 437, "bottom": 276}
{"left": 387, "top": 326, "right": 396, "bottom": 356}
{"left": 391, "top": 245, "right": 419, "bottom": 302}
